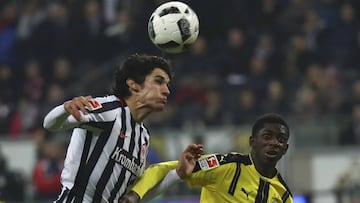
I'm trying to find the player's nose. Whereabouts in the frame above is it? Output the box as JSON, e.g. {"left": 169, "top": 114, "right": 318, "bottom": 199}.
{"left": 162, "top": 85, "right": 170, "bottom": 96}
{"left": 269, "top": 137, "right": 281, "bottom": 146}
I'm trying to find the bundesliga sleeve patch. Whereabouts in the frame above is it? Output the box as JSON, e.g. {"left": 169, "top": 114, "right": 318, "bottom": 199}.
{"left": 86, "top": 99, "right": 102, "bottom": 111}
{"left": 198, "top": 154, "right": 220, "bottom": 171}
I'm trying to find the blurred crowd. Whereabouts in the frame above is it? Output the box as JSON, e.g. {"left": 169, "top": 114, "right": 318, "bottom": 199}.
{"left": 0, "top": 0, "right": 360, "bottom": 201}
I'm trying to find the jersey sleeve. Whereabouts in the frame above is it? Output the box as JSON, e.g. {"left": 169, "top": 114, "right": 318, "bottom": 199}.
{"left": 43, "top": 97, "right": 114, "bottom": 131}
{"left": 132, "top": 154, "right": 223, "bottom": 200}
{"left": 43, "top": 104, "right": 81, "bottom": 131}
{"left": 131, "top": 161, "right": 178, "bottom": 199}
{"left": 185, "top": 154, "right": 220, "bottom": 188}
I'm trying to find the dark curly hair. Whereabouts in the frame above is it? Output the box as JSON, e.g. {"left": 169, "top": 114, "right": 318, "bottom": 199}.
{"left": 251, "top": 113, "right": 290, "bottom": 138}
{"left": 112, "top": 54, "right": 172, "bottom": 99}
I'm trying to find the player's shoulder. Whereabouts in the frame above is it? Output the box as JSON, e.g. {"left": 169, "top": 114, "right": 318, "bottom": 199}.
{"left": 218, "top": 152, "right": 252, "bottom": 165}
{"left": 194, "top": 153, "right": 251, "bottom": 172}
{"left": 87, "top": 95, "right": 123, "bottom": 112}
{"left": 93, "top": 95, "right": 119, "bottom": 104}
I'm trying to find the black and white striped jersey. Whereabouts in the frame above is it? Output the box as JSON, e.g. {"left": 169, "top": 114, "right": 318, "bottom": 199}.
{"left": 43, "top": 95, "right": 150, "bottom": 203}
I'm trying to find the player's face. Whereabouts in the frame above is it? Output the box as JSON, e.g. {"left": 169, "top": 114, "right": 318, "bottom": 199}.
{"left": 250, "top": 123, "right": 289, "bottom": 165}
{"left": 138, "top": 68, "right": 170, "bottom": 111}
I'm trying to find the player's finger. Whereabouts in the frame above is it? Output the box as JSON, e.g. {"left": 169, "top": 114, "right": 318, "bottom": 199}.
{"left": 194, "top": 144, "right": 204, "bottom": 159}
{"left": 68, "top": 103, "right": 82, "bottom": 121}
{"left": 194, "top": 153, "right": 202, "bottom": 160}
{"left": 187, "top": 143, "right": 201, "bottom": 151}
{"left": 83, "top": 95, "right": 94, "bottom": 110}
{"left": 84, "top": 95, "right": 93, "bottom": 100}
{"left": 195, "top": 144, "right": 204, "bottom": 152}
{"left": 197, "top": 144, "right": 204, "bottom": 149}
{"left": 190, "top": 144, "right": 204, "bottom": 154}
{"left": 74, "top": 96, "right": 90, "bottom": 115}
{"left": 183, "top": 144, "right": 194, "bottom": 153}
{"left": 72, "top": 96, "right": 88, "bottom": 114}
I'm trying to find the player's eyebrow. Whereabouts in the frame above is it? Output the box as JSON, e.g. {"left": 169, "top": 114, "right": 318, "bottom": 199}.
{"left": 154, "top": 75, "right": 170, "bottom": 83}
{"left": 261, "top": 129, "right": 287, "bottom": 136}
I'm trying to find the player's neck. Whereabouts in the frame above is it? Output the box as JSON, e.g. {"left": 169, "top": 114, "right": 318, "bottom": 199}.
{"left": 250, "top": 153, "right": 277, "bottom": 178}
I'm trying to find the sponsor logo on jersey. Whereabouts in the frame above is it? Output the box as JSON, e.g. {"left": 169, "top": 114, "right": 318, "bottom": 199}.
{"left": 111, "top": 146, "right": 143, "bottom": 176}
{"left": 198, "top": 154, "right": 219, "bottom": 171}
{"left": 241, "top": 187, "right": 252, "bottom": 199}
{"left": 86, "top": 99, "right": 102, "bottom": 111}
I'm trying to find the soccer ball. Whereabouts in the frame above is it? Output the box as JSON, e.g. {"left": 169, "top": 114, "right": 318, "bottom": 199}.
{"left": 148, "top": 1, "right": 199, "bottom": 54}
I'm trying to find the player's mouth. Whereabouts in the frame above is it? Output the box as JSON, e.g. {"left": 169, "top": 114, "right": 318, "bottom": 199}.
{"left": 265, "top": 150, "right": 279, "bottom": 158}
{"left": 159, "top": 99, "right": 167, "bottom": 104}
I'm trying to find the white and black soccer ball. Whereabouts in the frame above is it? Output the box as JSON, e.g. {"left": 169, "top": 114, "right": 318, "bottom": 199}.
{"left": 148, "top": 1, "right": 199, "bottom": 54}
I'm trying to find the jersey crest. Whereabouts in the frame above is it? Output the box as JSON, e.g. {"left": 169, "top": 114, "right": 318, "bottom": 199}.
{"left": 198, "top": 154, "right": 220, "bottom": 171}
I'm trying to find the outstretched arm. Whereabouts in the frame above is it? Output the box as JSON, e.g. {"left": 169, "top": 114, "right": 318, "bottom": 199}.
{"left": 43, "top": 96, "right": 93, "bottom": 131}
{"left": 142, "top": 144, "right": 204, "bottom": 201}
{"left": 119, "top": 144, "right": 204, "bottom": 203}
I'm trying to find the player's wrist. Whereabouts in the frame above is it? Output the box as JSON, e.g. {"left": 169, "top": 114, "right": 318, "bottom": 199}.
{"left": 63, "top": 101, "right": 72, "bottom": 113}
{"left": 175, "top": 168, "right": 186, "bottom": 179}
{"left": 118, "top": 191, "right": 140, "bottom": 203}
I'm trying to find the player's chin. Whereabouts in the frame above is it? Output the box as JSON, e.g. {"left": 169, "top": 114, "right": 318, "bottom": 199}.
{"left": 153, "top": 103, "right": 166, "bottom": 111}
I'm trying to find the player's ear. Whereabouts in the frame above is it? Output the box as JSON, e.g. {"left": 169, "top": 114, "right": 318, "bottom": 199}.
{"left": 249, "top": 136, "right": 254, "bottom": 146}
{"left": 126, "top": 79, "right": 140, "bottom": 93}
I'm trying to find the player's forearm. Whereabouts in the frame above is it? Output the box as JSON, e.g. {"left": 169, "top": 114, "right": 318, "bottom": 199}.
{"left": 130, "top": 161, "right": 178, "bottom": 199}
{"left": 141, "top": 169, "right": 182, "bottom": 201}
{"left": 43, "top": 105, "right": 80, "bottom": 131}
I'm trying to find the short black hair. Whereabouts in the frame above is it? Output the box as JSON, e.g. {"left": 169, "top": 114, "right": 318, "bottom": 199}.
{"left": 251, "top": 113, "right": 289, "bottom": 137}
{"left": 112, "top": 54, "right": 172, "bottom": 98}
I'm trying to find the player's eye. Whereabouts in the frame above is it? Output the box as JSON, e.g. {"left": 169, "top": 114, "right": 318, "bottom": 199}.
{"left": 278, "top": 136, "right": 288, "bottom": 144}
{"left": 154, "top": 78, "right": 164, "bottom": 84}
{"left": 263, "top": 133, "right": 272, "bottom": 139}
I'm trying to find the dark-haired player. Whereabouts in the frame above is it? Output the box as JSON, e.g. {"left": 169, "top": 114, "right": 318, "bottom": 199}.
{"left": 43, "top": 54, "right": 204, "bottom": 203}
{"left": 120, "top": 113, "right": 293, "bottom": 203}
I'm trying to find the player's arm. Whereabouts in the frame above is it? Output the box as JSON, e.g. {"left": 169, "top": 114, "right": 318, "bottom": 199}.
{"left": 43, "top": 96, "right": 93, "bottom": 131}
{"left": 119, "top": 144, "right": 204, "bottom": 203}
{"left": 131, "top": 161, "right": 179, "bottom": 202}
{"left": 142, "top": 144, "right": 203, "bottom": 201}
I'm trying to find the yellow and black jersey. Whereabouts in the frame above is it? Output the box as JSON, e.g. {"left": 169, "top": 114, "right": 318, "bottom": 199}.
{"left": 188, "top": 153, "right": 293, "bottom": 203}
{"left": 131, "top": 153, "right": 293, "bottom": 203}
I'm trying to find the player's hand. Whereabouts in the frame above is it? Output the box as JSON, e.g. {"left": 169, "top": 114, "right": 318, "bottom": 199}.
{"left": 176, "top": 144, "right": 204, "bottom": 179}
{"left": 118, "top": 191, "right": 140, "bottom": 203}
{"left": 64, "top": 96, "right": 93, "bottom": 122}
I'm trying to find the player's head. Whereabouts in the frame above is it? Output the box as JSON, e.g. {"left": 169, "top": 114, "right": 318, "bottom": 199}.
{"left": 112, "top": 54, "right": 172, "bottom": 99}
{"left": 250, "top": 113, "right": 290, "bottom": 165}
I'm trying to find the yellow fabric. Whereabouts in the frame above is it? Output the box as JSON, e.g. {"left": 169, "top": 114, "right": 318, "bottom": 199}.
{"left": 187, "top": 155, "right": 293, "bottom": 202}
{"left": 132, "top": 153, "right": 293, "bottom": 203}
{"left": 131, "top": 161, "right": 178, "bottom": 198}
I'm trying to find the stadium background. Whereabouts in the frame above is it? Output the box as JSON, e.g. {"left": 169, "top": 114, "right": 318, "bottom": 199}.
{"left": 0, "top": 0, "right": 359, "bottom": 202}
